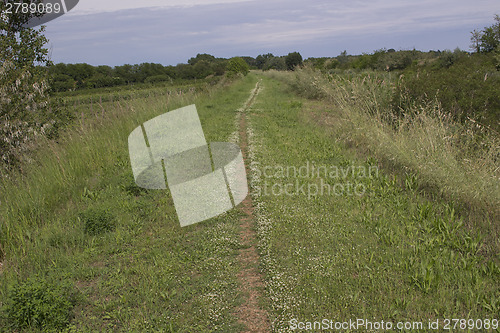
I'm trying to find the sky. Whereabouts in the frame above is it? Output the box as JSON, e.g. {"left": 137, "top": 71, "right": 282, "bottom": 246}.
{"left": 42, "top": 0, "right": 499, "bottom": 66}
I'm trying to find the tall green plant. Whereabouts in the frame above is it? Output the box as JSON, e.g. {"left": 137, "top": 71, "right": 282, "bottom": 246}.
{"left": 470, "top": 14, "right": 500, "bottom": 53}
{"left": 0, "top": 1, "right": 69, "bottom": 171}
{"left": 226, "top": 57, "right": 249, "bottom": 76}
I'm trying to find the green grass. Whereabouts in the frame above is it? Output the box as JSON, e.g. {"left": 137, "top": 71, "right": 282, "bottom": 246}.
{"left": 0, "top": 75, "right": 258, "bottom": 331}
{"left": 266, "top": 68, "right": 499, "bottom": 249}
{"left": 248, "top": 73, "right": 499, "bottom": 331}
{"left": 1, "top": 70, "right": 498, "bottom": 332}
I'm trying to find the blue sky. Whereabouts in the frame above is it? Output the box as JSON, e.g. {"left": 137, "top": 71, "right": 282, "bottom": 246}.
{"left": 43, "top": 0, "right": 499, "bottom": 66}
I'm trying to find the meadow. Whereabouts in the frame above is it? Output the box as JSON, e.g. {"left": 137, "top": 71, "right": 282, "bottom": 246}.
{"left": 249, "top": 71, "right": 499, "bottom": 331}
{"left": 0, "top": 69, "right": 498, "bottom": 332}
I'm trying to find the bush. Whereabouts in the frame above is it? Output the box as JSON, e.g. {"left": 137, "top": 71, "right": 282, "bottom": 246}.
{"left": 226, "top": 57, "right": 249, "bottom": 76}
{"left": 263, "top": 57, "right": 287, "bottom": 71}
{"left": 376, "top": 50, "right": 419, "bottom": 71}
{"left": 392, "top": 52, "right": 500, "bottom": 131}
{"left": 1, "top": 276, "right": 77, "bottom": 331}
{"left": 79, "top": 207, "right": 116, "bottom": 235}
{"left": 144, "top": 74, "right": 172, "bottom": 84}
{"left": 1, "top": 12, "right": 72, "bottom": 173}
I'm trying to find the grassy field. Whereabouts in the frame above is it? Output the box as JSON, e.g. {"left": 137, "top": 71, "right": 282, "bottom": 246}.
{"left": 0, "top": 71, "right": 498, "bottom": 332}
{"left": 0, "top": 75, "right": 258, "bottom": 332}
{"left": 248, "top": 72, "right": 499, "bottom": 331}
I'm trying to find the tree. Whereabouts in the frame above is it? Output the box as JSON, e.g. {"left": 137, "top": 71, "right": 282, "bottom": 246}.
{"left": 1, "top": 0, "right": 70, "bottom": 170}
{"left": 255, "top": 55, "right": 266, "bottom": 69}
{"left": 192, "top": 60, "right": 212, "bottom": 79}
{"left": 495, "top": 45, "right": 500, "bottom": 70}
{"left": 255, "top": 53, "right": 274, "bottom": 69}
{"left": 226, "top": 57, "right": 249, "bottom": 76}
{"left": 188, "top": 53, "right": 216, "bottom": 66}
{"left": 176, "top": 63, "right": 196, "bottom": 80}
{"left": 470, "top": 14, "right": 500, "bottom": 53}
{"left": 114, "top": 64, "right": 135, "bottom": 84}
{"left": 470, "top": 29, "right": 482, "bottom": 53}
{"left": 51, "top": 74, "right": 76, "bottom": 92}
{"left": 285, "top": 52, "right": 303, "bottom": 70}
{"left": 212, "top": 61, "right": 226, "bottom": 76}
{"left": 1, "top": 0, "right": 51, "bottom": 120}
{"left": 65, "top": 63, "right": 95, "bottom": 87}
{"left": 480, "top": 26, "right": 499, "bottom": 52}
{"left": 263, "top": 57, "right": 286, "bottom": 71}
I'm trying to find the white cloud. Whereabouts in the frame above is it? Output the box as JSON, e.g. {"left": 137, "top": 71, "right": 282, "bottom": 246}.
{"left": 204, "top": 0, "right": 497, "bottom": 47}
{"left": 45, "top": 0, "right": 499, "bottom": 65}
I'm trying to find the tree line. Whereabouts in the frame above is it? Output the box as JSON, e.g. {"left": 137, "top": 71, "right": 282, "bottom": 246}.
{"left": 49, "top": 52, "right": 304, "bottom": 92}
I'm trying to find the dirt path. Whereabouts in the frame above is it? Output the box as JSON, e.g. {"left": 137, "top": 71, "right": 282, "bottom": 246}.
{"left": 234, "top": 81, "right": 270, "bottom": 333}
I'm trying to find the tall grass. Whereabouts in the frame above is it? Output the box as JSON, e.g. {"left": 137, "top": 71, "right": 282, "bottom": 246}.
{"left": 266, "top": 68, "right": 499, "bottom": 250}
{"left": 0, "top": 75, "right": 259, "bottom": 331}
{"left": 0, "top": 79, "right": 229, "bottom": 261}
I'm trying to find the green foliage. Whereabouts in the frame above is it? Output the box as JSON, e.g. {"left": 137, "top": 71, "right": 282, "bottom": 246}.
{"left": 1, "top": 276, "right": 77, "bottom": 331}
{"left": 285, "top": 52, "right": 303, "bottom": 70}
{"left": 0, "top": 1, "right": 51, "bottom": 117}
{"left": 377, "top": 49, "right": 419, "bottom": 71}
{"left": 480, "top": 26, "right": 499, "bottom": 52}
{"left": 433, "top": 48, "right": 466, "bottom": 69}
{"left": 79, "top": 207, "right": 116, "bottom": 236}
{"left": 50, "top": 73, "right": 76, "bottom": 91}
{"left": 226, "top": 57, "right": 249, "bottom": 76}
{"left": 337, "top": 50, "right": 349, "bottom": 66}
{"left": 249, "top": 73, "right": 499, "bottom": 330}
{"left": 470, "top": 14, "right": 500, "bottom": 53}
{"left": 495, "top": 45, "right": 500, "bottom": 70}
{"left": 393, "top": 52, "right": 500, "bottom": 131}
{"left": 241, "top": 56, "right": 258, "bottom": 68}
{"left": 49, "top": 57, "right": 229, "bottom": 92}
{"left": 310, "top": 49, "right": 431, "bottom": 72}
{"left": 255, "top": 53, "right": 274, "bottom": 69}
{"left": 263, "top": 56, "right": 286, "bottom": 71}
{"left": 187, "top": 53, "right": 216, "bottom": 65}
{"left": 144, "top": 74, "right": 172, "bottom": 84}
{"left": 0, "top": 1, "right": 72, "bottom": 172}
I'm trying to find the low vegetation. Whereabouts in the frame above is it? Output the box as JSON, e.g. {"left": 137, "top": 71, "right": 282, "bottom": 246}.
{"left": 247, "top": 73, "right": 499, "bottom": 330}
{"left": 268, "top": 66, "right": 498, "bottom": 241}
{"left": 1, "top": 6, "right": 498, "bottom": 331}
{"left": 0, "top": 75, "right": 260, "bottom": 331}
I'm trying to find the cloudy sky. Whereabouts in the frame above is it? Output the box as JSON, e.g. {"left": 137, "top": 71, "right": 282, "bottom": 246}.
{"left": 43, "top": 0, "right": 499, "bottom": 66}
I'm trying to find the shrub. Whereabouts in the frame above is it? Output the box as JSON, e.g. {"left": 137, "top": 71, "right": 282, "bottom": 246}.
{"left": 79, "top": 207, "right": 116, "bottom": 235}
{"left": 263, "top": 57, "right": 287, "bottom": 71}
{"left": 1, "top": 13, "right": 72, "bottom": 173}
{"left": 392, "top": 52, "right": 500, "bottom": 131}
{"left": 1, "top": 276, "right": 77, "bottom": 331}
{"left": 226, "top": 57, "right": 250, "bottom": 76}
{"left": 144, "top": 74, "right": 172, "bottom": 84}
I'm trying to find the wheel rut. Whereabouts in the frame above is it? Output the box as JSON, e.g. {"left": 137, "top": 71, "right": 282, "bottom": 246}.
{"left": 234, "top": 81, "right": 270, "bottom": 333}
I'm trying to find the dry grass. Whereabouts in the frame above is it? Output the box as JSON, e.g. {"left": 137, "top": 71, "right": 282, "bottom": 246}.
{"left": 266, "top": 67, "right": 499, "bottom": 250}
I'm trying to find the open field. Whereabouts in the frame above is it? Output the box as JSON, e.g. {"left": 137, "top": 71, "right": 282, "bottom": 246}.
{"left": 248, "top": 72, "right": 499, "bottom": 331}
{"left": 0, "top": 71, "right": 498, "bottom": 332}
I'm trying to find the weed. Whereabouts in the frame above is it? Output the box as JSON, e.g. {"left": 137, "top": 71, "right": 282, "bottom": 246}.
{"left": 1, "top": 276, "right": 78, "bottom": 331}
{"left": 79, "top": 207, "right": 116, "bottom": 236}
